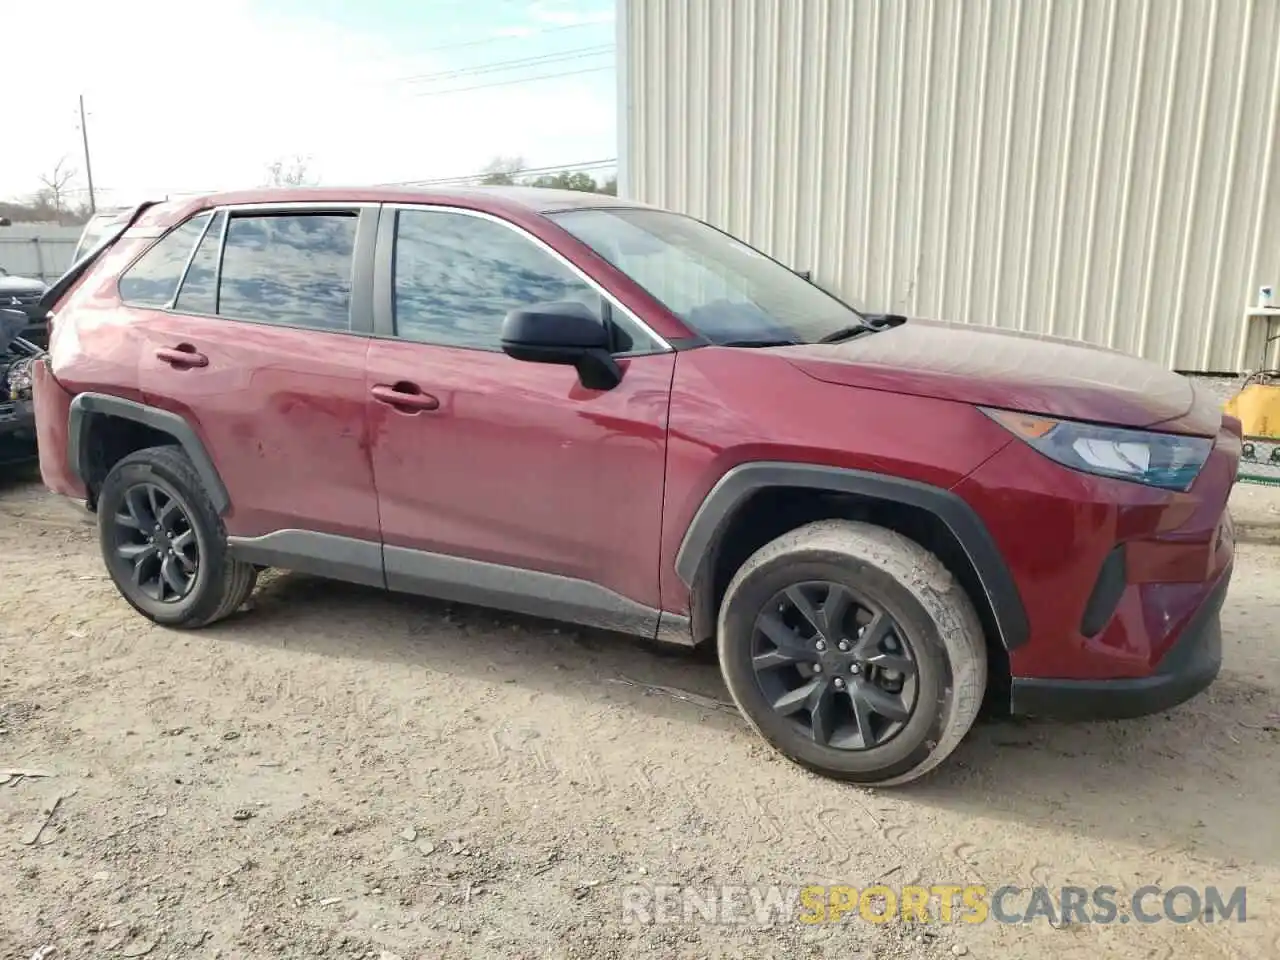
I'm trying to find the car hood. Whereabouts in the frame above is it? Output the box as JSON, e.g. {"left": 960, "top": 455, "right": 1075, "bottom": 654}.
{"left": 782, "top": 318, "right": 1220, "bottom": 435}
{"left": 0, "top": 275, "right": 47, "bottom": 295}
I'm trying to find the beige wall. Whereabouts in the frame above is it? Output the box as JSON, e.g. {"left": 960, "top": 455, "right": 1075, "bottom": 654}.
{"left": 620, "top": 0, "right": 1280, "bottom": 373}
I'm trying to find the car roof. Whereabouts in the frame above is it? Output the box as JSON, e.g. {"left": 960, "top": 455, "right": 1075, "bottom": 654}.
{"left": 144, "top": 184, "right": 654, "bottom": 225}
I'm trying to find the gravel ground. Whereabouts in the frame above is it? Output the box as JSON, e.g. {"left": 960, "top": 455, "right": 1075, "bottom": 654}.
{"left": 2, "top": 462, "right": 1279, "bottom": 960}
{"left": 1187, "top": 374, "right": 1245, "bottom": 407}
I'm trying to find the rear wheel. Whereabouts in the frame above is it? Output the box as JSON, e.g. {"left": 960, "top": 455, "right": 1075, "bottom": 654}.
{"left": 717, "top": 520, "right": 986, "bottom": 786}
{"left": 98, "top": 445, "right": 256, "bottom": 628}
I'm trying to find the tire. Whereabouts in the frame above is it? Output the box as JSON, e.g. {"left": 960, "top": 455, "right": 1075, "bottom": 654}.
{"left": 717, "top": 519, "right": 986, "bottom": 786}
{"left": 97, "top": 444, "right": 257, "bottom": 629}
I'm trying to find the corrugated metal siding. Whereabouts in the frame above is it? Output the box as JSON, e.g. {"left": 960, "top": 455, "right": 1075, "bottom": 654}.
{"left": 623, "top": 0, "right": 1280, "bottom": 373}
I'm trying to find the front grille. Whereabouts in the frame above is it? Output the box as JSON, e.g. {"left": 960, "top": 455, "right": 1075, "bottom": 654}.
{"left": 2, "top": 291, "right": 42, "bottom": 305}
{"left": 0, "top": 400, "right": 15, "bottom": 422}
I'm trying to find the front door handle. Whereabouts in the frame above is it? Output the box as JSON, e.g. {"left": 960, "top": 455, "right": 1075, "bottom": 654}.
{"left": 370, "top": 383, "right": 440, "bottom": 412}
{"left": 155, "top": 345, "right": 208, "bottom": 368}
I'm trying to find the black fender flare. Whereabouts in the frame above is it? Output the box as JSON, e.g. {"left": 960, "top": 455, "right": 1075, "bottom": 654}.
{"left": 67, "top": 393, "right": 231, "bottom": 516}
{"left": 673, "top": 461, "right": 1029, "bottom": 651}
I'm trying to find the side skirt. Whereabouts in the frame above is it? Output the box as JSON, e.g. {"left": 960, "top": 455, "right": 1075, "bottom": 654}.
{"left": 227, "top": 530, "right": 385, "bottom": 588}
{"left": 226, "top": 530, "right": 693, "bottom": 645}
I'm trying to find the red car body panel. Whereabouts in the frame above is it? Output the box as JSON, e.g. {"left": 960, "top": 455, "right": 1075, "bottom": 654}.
{"left": 366, "top": 339, "right": 674, "bottom": 608}
{"left": 135, "top": 313, "right": 378, "bottom": 541}
{"left": 783, "top": 319, "right": 1202, "bottom": 431}
{"left": 32, "top": 358, "right": 82, "bottom": 499}
{"left": 30, "top": 184, "right": 1240, "bottom": 722}
{"left": 656, "top": 346, "right": 1017, "bottom": 615}
{"left": 954, "top": 428, "right": 1236, "bottom": 680}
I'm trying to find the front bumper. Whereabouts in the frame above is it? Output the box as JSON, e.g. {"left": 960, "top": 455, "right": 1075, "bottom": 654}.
{"left": 1010, "top": 559, "right": 1230, "bottom": 720}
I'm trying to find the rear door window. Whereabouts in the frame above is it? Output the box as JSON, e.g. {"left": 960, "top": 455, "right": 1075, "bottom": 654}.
{"left": 117, "top": 213, "right": 212, "bottom": 307}
{"left": 215, "top": 213, "right": 357, "bottom": 331}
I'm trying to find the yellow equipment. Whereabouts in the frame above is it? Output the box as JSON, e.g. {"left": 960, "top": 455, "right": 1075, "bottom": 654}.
{"left": 1225, "top": 372, "right": 1280, "bottom": 485}
{"left": 1224, "top": 377, "right": 1280, "bottom": 440}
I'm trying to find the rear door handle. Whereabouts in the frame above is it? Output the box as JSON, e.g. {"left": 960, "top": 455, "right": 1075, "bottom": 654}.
{"left": 370, "top": 383, "right": 440, "bottom": 412}
{"left": 155, "top": 346, "right": 208, "bottom": 368}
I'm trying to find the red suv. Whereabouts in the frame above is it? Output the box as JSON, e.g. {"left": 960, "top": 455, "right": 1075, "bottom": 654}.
{"left": 31, "top": 187, "right": 1239, "bottom": 785}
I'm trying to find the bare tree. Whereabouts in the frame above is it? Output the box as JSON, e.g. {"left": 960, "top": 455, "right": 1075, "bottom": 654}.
{"left": 37, "top": 157, "right": 78, "bottom": 217}
{"left": 264, "top": 155, "right": 315, "bottom": 188}
{"left": 479, "top": 155, "right": 526, "bottom": 186}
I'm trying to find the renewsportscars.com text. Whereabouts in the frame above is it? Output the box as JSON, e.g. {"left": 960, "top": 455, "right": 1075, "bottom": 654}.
{"left": 620, "top": 883, "right": 1248, "bottom": 926}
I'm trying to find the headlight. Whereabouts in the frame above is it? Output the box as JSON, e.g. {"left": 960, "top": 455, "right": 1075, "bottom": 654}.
{"left": 981, "top": 407, "right": 1212, "bottom": 491}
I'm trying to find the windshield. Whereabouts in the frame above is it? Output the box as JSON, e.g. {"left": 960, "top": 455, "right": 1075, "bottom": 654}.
{"left": 549, "top": 208, "right": 864, "bottom": 345}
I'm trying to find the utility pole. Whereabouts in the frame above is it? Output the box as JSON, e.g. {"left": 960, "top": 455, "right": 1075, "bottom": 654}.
{"left": 78, "top": 94, "right": 96, "bottom": 215}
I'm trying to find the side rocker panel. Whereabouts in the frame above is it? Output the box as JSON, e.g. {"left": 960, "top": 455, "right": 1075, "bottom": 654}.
{"left": 67, "top": 392, "right": 231, "bottom": 516}
{"left": 674, "top": 461, "right": 1029, "bottom": 651}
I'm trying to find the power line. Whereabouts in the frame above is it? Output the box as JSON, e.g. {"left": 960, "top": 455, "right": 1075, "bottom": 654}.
{"left": 414, "top": 20, "right": 611, "bottom": 55}
{"left": 410, "top": 64, "right": 613, "bottom": 97}
{"left": 397, "top": 44, "right": 612, "bottom": 84}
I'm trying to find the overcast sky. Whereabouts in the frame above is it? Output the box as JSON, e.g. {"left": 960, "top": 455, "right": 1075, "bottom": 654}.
{"left": 2, "top": 0, "right": 617, "bottom": 206}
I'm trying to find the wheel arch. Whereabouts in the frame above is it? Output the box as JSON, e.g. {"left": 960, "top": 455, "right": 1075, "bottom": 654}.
{"left": 676, "top": 462, "right": 1028, "bottom": 662}
{"left": 67, "top": 393, "right": 230, "bottom": 515}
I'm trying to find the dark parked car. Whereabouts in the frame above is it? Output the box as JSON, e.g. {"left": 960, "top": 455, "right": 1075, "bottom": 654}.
{"left": 1, "top": 306, "right": 38, "bottom": 462}
{"left": 0, "top": 268, "right": 50, "bottom": 348}
{"left": 30, "top": 187, "right": 1239, "bottom": 785}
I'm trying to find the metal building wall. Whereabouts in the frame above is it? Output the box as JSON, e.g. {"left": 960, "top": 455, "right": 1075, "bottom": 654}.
{"left": 620, "top": 0, "right": 1280, "bottom": 373}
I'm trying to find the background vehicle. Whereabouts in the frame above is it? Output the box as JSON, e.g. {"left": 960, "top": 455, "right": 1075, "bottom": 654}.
{"left": 70, "top": 207, "right": 132, "bottom": 265}
{"left": 30, "top": 187, "right": 1239, "bottom": 786}
{"left": 1, "top": 307, "right": 38, "bottom": 463}
{"left": 0, "top": 267, "right": 50, "bottom": 348}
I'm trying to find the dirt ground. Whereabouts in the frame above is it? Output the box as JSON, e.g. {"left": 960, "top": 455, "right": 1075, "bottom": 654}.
{"left": 2, "top": 461, "right": 1278, "bottom": 960}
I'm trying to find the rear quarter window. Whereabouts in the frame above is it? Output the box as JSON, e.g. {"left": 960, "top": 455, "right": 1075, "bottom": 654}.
{"left": 117, "top": 213, "right": 212, "bottom": 307}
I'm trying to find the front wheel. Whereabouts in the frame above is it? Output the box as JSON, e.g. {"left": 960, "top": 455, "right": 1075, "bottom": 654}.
{"left": 717, "top": 520, "right": 987, "bottom": 786}
{"left": 98, "top": 445, "right": 257, "bottom": 628}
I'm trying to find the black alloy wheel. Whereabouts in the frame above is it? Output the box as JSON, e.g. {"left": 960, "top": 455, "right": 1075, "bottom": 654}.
{"left": 718, "top": 520, "right": 988, "bottom": 785}
{"left": 751, "top": 580, "right": 918, "bottom": 751}
{"left": 107, "top": 481, "right": 200, "bottom": 603}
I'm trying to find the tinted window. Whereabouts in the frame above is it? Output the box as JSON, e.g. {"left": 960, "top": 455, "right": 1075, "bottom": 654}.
{"left": 217, "top": 213, "right": 356, "bottom": 331}
{"left": 117, "top": 213, "right": 211, "bottom": 307}
{"left": 174, "top": 211, "right": 225, "bottom": 314}
{"left": 393, "top": 209, "right": 608, "bottom": 350}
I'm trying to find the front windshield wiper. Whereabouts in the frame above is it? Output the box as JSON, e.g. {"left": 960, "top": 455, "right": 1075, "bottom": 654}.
{"left": 719, "top": 338, "right": 802, "bottom": 348}
{"left": 817, "top": 323, "right": 875, "bottom": 344}
{"left": 818, "top": 313, "right": 907, "bottom": 344}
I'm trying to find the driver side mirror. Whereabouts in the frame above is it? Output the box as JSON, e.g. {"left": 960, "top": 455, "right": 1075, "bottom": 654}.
{"left": 500, "top": 301, "right": 622, "bottom": 390}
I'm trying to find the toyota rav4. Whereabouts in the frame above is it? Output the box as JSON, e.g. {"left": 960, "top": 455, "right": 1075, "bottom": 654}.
{"left": 31, "top": 187, "right": 1239, "bottom": 785}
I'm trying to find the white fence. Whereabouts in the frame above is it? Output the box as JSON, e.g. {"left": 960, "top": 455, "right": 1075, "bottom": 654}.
{"left": 0, "top": 225, "right": 82, "bottom": 284}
